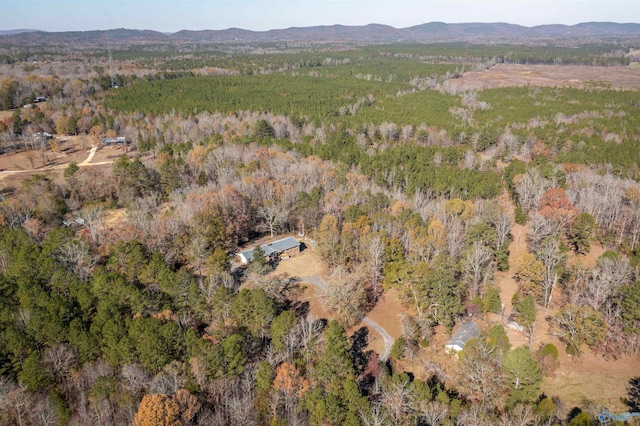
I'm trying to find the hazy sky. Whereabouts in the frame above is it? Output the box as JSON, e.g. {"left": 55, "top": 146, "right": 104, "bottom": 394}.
{"left": 1, "top": 0, "right": 639, "bottom": 32}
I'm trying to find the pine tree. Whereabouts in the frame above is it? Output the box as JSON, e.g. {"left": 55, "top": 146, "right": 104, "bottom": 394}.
{"left": 314, "top": 320, "right": 354, "bottom": 394}
{"left": 514, "top": 294, "right": 537, "bottom": 348}
{"left": 503, "top": 346, "right": 542, "bottom": 408}
{"left": 569, "top": 213, "right": 596, "bottom": 255}
{"left": 619, "top": 282, "right": 640, "bottom": 335}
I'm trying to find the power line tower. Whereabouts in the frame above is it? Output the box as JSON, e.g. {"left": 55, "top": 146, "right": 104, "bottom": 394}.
{"left": 107, "top": 32, "right": 118, "bottom": 89}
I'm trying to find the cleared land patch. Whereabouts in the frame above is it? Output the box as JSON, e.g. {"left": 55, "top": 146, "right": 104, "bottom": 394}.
{"left": 444, "top": 64, "right": 640, "bottom": 91}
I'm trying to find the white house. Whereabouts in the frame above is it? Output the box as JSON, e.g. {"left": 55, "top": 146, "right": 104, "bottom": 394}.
{"left": 445, "top": 322, "right": 480, "bottom": 353}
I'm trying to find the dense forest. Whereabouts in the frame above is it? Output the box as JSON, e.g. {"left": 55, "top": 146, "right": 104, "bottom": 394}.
{"left": 0, "top": 34, "right": 639, "bottom": 426}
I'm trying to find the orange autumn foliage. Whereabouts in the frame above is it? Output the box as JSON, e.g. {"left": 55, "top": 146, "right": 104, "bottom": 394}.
{"left": 539, "top": 187, "right": 578, "bottom": 227}
{"left": 134, "top": 390, "right": 200, "bottom": 426}
{"left": 273, "top": 362, "right": 313, "bottom": 399}
{"left": 133, "top": 393, "right": 180, "bottom": 426}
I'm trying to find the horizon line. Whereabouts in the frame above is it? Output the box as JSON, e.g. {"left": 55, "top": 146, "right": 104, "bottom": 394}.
{"left": 2, "top": 20, "right": 639, "bottom": 34}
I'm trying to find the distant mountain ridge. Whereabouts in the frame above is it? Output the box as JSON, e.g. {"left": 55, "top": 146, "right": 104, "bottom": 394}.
{"left": 0, "top": 29, "right": 38, "bottom": 36}
{"left": 1, "top": 22, "right": 639, "bottom": 45}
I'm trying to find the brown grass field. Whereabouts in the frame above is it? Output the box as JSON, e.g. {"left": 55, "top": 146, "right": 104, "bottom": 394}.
{"left": 272, "top": 242, "right": 397, "bottom": 355}
{"left": 444, "top": 64, "right": 640, "bottom": 92}
{"left": 0, "top": 134, "right": 128, "bottom": 194}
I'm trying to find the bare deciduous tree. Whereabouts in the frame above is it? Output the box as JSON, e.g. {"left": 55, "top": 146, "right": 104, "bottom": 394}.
{"left": 56, "top": 239, "right": 97, "bottom": 280}
{"left": 585, "top": 257, "right": 632, "bottom": 311}
{"left": 198, "top": 271, "right": 236, "bottom": 305}
{"left": 44, "top": 343, "right": 77, "bottom": 384}
{"left": 528, "top": 212, "right": 559, "bottom": 254}
{"left": 363, "top": 233, "right": 385, "bottom": 302}
{"left": 499, "top": 404, "right": 537, "bottom": 426}
{"left": 515, "top": 168, "right": 553, "bottom": 212}
{"left": 32, "top": 394, "right": 58, "bottom": 426}
{"left": 482, "top": 203, "right": 513, "bottom": 250}
{"left": 464, "top": 149, "right": 476, "bottom": 170}
{"left": 121, "top": 363, "right": 150, "bottom": 394}
{"left": 418, "top": 400, "right": 449, "bottom": 426}
{"left": 380, "top": 377, "right": 412, "bottom": 426}
{"left": 446, "top": 219, "right": 466, "bottom": 261}
{"left": 463, "top": 241, "right": 495, "bottom": 298}
{"left": 459, "top": 339, "right": 507, "bottom": 411}
{"left": 321, "top": 266, "right": 366, "bottom": 327}
{"left": 360, "top": 403, "right": 388, "bottom": 426}
{"left": 81, "top": 204, "right": 105, "bottom": 243}
{"left": 256, "top": 204, "right": 288, "bottom": 237}
{"left": 537, "top": 238, "right": 564, "bottom": 308}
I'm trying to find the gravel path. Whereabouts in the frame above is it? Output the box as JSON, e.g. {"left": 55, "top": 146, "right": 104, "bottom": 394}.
{"left": 301, "top": 274, "right": 393, "bottom": 361}
{"left": 80, "top": 145, "right": 97, "bottom": 165}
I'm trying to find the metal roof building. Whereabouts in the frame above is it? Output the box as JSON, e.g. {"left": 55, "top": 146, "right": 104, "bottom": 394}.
{"left": 445, "top": 322, "right": 481, "bottom": 353}
{"left": 238, "top": 236, "right": 300, "bottom": 264}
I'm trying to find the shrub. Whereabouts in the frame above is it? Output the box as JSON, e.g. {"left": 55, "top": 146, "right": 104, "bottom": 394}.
{"left": 537, "top": 343, "right": 559, "bottom": 376}
{"left": 537, "top": 343, "right": 559, "bottom": 360}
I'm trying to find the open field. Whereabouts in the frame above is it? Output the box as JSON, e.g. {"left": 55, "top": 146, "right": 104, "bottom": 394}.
{"left": 0, "top": 135, "right": 128, "bottom": 193}
{"left": 542, "top": 351, "right": 639, "bottom": 413}
{"left": 445, "top": 64, "right": 640, "bottom": 91}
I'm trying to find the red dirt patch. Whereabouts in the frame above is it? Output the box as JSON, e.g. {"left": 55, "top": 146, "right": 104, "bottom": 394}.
{"left": 0, "top": 109, "right": 14, "bottom": 122}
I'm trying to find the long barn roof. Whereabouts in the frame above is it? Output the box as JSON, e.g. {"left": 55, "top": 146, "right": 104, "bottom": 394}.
{"left": 239, "top": 236, "right": 300, "bottom": 262}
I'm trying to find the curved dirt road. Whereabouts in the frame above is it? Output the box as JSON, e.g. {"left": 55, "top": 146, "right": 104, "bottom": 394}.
{"left": 301, "top": 274, "right": 393, "bottom": 361}
{"left": 79, "top": 145, "right": 97, "bottom": 165}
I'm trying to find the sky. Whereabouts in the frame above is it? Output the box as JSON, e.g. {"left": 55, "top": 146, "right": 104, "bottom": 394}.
{"left": 1, "top": 0, "right": 639, "bottom": 33}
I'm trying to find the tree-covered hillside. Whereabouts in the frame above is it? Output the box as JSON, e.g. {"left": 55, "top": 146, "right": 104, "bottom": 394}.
{"left": 1, "top": 41, "right": 639, "bottom": 425}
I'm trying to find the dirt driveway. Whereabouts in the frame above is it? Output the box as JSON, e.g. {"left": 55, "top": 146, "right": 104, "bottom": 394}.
{"left": 272, "top": 239, "right": 398, "bottom": 361}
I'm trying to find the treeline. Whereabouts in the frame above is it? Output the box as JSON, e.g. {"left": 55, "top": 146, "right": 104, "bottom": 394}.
{"left": 376, "top": 42, "right": 633, "bottom": 66}
{"left": 102, "top": 67, "right": 640, "bottom": 178}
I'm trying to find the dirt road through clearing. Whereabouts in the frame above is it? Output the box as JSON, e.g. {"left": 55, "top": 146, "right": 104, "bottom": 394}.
{"left": 301, "top": 274, "right": 394, "bottom": 361}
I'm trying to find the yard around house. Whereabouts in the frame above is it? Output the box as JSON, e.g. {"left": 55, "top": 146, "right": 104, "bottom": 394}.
{"left": 270, "top": 238, "right": 402, "bottom": 358}
{"left": 271, "top": 216, "right": 640, "bottom": 415}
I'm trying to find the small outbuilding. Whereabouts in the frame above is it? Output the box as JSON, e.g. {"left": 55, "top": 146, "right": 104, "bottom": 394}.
{"left": 445, "top": 321, "right": 481, "bottom": 354}
{"left": 238, "top": 236, "right": 300, "bottom": 264}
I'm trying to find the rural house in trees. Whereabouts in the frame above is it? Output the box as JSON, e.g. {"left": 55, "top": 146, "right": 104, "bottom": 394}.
{"left": 445, "top": 322, "right": 480, "bottom": 353}
{"left": 238, "top": 236, "right": 300, "bottom": 264}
